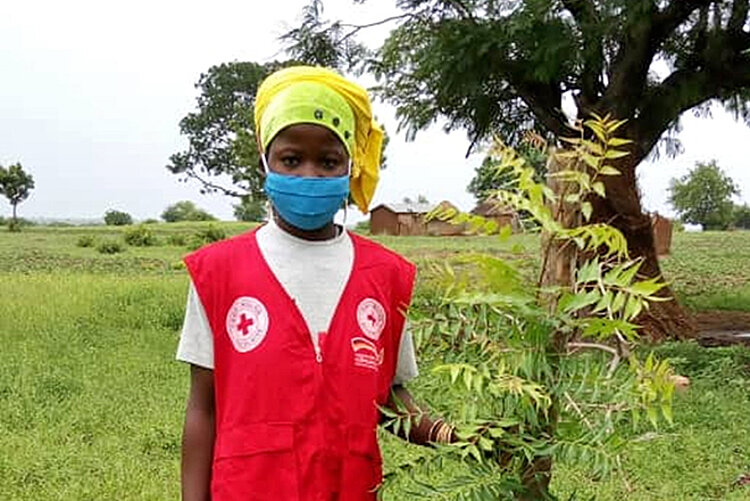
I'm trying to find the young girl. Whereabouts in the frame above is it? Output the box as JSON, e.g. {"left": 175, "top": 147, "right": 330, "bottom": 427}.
{"left": 176, "top": 66, "right": 454, "bottom": 501}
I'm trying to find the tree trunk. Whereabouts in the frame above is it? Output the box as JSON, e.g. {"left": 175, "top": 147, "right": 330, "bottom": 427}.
{"left": 10, "top": 203, "right": 18, "bottom": 232}
{"left": 521, "top": 153, "right": 579, "bottom": 500}
{"left": 589, "top": 152, "right": 696, "bottom": 340}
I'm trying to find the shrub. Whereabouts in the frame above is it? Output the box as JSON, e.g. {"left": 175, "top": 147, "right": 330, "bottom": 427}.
{"left": 198, "top": 224, "right": 226, "bottom": 243}
{"left": 104, "top": 209, "right": 133, "bottom": 226}
{"left": 123, "top": 225, "right": 158, "bottom": 247}
{"left": 76, "top": 235, "right": 96, "bottom": 248}
{"left": 142, "top": 218, "right": 160, "bottom": 225}
{"left": 96, "top": 240, "right": 125, "bottom": 254}
{"left": 187, "top": 224, "right": 227, "bottom": 250}
{"left": 167, "top": 234, "right": 188, "bottom": 246}
{"left": 733, "top": 204, "right": 750, "bottom": 230}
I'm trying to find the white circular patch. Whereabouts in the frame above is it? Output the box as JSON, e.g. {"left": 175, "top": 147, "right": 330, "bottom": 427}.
{"left": 357, "top": 298, "right": 386, "bottom": 341}
{"left": 225, "top": 297, "right": 269, "bottom": 353}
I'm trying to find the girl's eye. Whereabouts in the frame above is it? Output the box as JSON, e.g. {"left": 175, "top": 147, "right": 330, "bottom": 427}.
{"left": 281, "top": 156, "right": 300, "bottom": 168}
{"left": 323, "top": 158, "right": 341, "bottom": 170}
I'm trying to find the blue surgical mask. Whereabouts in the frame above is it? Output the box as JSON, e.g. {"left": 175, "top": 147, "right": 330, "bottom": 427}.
{"left": 264, "top": 171, "right": 350, "bottom": 231}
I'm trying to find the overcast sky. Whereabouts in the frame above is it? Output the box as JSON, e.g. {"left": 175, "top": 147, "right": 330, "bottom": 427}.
{"left": 1, "top": 0, "right": 748, "bottom": 223}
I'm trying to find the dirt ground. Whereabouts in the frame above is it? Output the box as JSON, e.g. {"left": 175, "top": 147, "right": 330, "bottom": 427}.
{"left": 694, "top": 310, "right": 750, "bottom": 332}
{"left": 694, "top": 310, "right": 750, "bottom": 347}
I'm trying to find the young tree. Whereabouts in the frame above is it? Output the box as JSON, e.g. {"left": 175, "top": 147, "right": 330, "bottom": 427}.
{"left": 0, "top": 163, "right": 35, "bottom": 231}
{"left": 103, "top": 209, "right": 133, "bottom": 226}
{"left": 161, "top": 201, "right": 216, "bottom": 223}
{"left": 668, "top": 161, "right": 739, "bottom": 230}
{"left": 384, "top": 117, "right": 674, "bottom": 499}
{"left": 284, "top": 0, "right": 750, "bottom": 339}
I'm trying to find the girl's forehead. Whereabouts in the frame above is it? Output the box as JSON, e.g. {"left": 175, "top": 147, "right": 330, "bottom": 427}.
{"left": 270, "top": 123, "right": 348, "bottom": 151}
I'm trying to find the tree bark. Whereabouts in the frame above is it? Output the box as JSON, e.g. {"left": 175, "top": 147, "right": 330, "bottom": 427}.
{"left": 10, "top": 203, "right": 18, "bottom": 232}
{"left": 588, "top": 151, "right": 696, "bottom": 341}
{"left": 522, "top": 153, "right": 579, "bottom": 500}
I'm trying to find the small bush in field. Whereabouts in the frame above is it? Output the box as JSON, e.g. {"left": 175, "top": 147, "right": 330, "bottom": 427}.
{"left": 167, "top": 234, "right": 187, "bottom": 246}
{"left": 97, "top": 240, "right": 125, "bottom": 254}
{"left": 76, "top": 235, "right": 96, "bottom": 248}
{"left": 124, "top": 225, "right": 159, "bottom": 247}
{"left": 199, "top": 224, "right": 226, "bottom": 243}
{"left": 187, "top": 224, "right": 227, "bottom": 250}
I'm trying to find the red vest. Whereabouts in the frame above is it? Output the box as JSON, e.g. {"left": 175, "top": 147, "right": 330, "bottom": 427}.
{"left": 184, "top": 229, "right": 416, "bottom": 501}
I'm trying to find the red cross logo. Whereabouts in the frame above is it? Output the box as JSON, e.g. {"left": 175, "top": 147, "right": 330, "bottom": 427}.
{"left": 357, "top": 298, "right": 386, "bottom": 341}
{"left": 237, "top": 313, "right": 254, "bottom": 335}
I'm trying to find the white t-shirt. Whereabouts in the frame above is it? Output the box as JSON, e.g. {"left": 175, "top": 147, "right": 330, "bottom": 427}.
{"left": 176, "top": 218, "right": 419, "bottom": 385}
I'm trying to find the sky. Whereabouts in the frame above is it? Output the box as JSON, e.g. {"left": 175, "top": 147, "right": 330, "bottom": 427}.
{"left": 1, "top": 0, "right": 748, "bottom": 224}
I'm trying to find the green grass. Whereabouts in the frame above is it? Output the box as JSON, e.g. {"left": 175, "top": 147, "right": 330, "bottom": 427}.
{"left": 660, "top": 230, "right": 750, "bottom": 313}
{"left": 0, "top": 224, "right": 749, "bottom": 499}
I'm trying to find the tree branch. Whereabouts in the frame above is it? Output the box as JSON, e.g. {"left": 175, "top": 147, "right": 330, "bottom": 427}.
{"left": 635, "top": 53, "right": 750, "bottom": 157}
{"left": 514, "top": 81, "right": 572, "bottom": 138}
{"left": 561, "top": 0, "right": 605, "bottom": 107}
{"left": 729, "top": 0, "right": 750, "bottom": 33}
{"left": 338, "top": 13, "right": 413, "bottom": 44}
{"left": 603, "top": 0, "right": 713, "bottom": 118}
{"left": 183, "top": 168, "right": 245, "bottom": 199}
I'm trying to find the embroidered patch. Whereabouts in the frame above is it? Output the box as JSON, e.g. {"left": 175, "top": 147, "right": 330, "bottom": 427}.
{"left": 225, "top": 297, "right": 269, "bottom": 353}
{"left": 357, "top": 298, "right": 386, "bottom": 341}
{"left": 351, "top": 337, "right": 384, "bottom": 371}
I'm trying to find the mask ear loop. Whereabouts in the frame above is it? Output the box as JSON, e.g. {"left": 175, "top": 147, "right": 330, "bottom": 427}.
{"left": 261, "top": 153, "right": 270, "bottom": 174}
{"left": 340, "top": 158, "right": 352, "bottom": 231}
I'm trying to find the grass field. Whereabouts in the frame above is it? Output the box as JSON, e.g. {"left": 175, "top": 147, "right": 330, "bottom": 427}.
{"left": 1, "top": 223, "right": 749, "bottom": 500}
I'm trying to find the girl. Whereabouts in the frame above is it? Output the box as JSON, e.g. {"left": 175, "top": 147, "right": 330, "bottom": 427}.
{"left": 176, "top": 66, "right": 454, "bottom": 501}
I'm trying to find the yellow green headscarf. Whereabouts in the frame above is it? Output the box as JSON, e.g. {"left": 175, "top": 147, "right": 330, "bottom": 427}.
{"left": 254, "top": 66, "right": 383, "bottom": 214}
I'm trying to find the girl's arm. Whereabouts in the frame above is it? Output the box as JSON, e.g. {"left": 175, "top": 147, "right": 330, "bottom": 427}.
{"left": 382, "top": 385, "right": 456, "bottom": 446}
{"left": 181, "top": 365, "right": 215, "bottom": 501}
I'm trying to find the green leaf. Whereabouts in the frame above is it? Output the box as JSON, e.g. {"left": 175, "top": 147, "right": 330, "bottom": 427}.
{"left": 607, "top": 137, "right": 633, "bottom": 147}
{"left": 600, "top": 165, "right": 621, "bottom": 176}
{"left": 592, "top": 181, "right": 606, "bottom": 198}
{"left": 581, "top": 202, "right": 593, "bottom": 221}
{"left": 604, "top": 149, "right": 629, "bottom": 159}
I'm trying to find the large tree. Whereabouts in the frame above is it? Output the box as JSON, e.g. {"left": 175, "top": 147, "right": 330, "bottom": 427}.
{"left": 167, "top": 61, "right": 287, "bottom": 204}
{"left": 284, "top": 0, "right": 750, "bottom": 339}
{"left": 668, "top": 160, "right": 739, "bottom": 229}
{"left": 0, "top": 163, "right": 35, "bottom": 231}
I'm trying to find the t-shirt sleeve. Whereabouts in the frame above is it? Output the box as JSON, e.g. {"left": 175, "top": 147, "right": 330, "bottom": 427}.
{"left": 175, "top": 279, "right": 215, "bottom": 369}
{"left": 393, "top": 321, "right": 419, "bottom": 386}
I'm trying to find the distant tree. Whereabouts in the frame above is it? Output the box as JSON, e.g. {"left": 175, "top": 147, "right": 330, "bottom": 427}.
{"left": 733, "top": 203, "right": 750, "bottom": 229}
{"left": 668, "top": 161, "right": 739, "bottom": 230}
{"left": 402, "top": 196, "right": 413, "bottom": 204}
{"left": 233, "top": 197, "right": 267, "bottom": 222}
{"left": 416, "top": 194, "right": 429, "bottom": 204}
{"left": 0, "top": 163, "right": 35, "bottom": 231}
{"left": 104, "top": 209, "right": 133, "bottom": 226}
{"left": 161, "top": 201, "right": 217, "bottom": 223}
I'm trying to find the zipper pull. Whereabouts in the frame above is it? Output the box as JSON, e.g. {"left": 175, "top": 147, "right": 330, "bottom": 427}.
{"left": 315, "top": 332, "right": 324, "bottom": 363}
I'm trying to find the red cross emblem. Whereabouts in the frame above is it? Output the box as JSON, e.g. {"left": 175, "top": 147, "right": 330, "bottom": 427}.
{"left": 225, "top": 297, "right": 269, "bottom": 353}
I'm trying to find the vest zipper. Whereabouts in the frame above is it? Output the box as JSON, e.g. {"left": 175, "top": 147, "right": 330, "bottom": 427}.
{"left": 313, "top": 334, "right": 323, "bottom": 363}
{"left": 314, "top": 344, "right": 323, "bottom": 363}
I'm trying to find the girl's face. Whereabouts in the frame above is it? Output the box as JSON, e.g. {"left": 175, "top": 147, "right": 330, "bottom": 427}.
{"left": 266, "top": 124, "right": 350, "bottom": 178}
